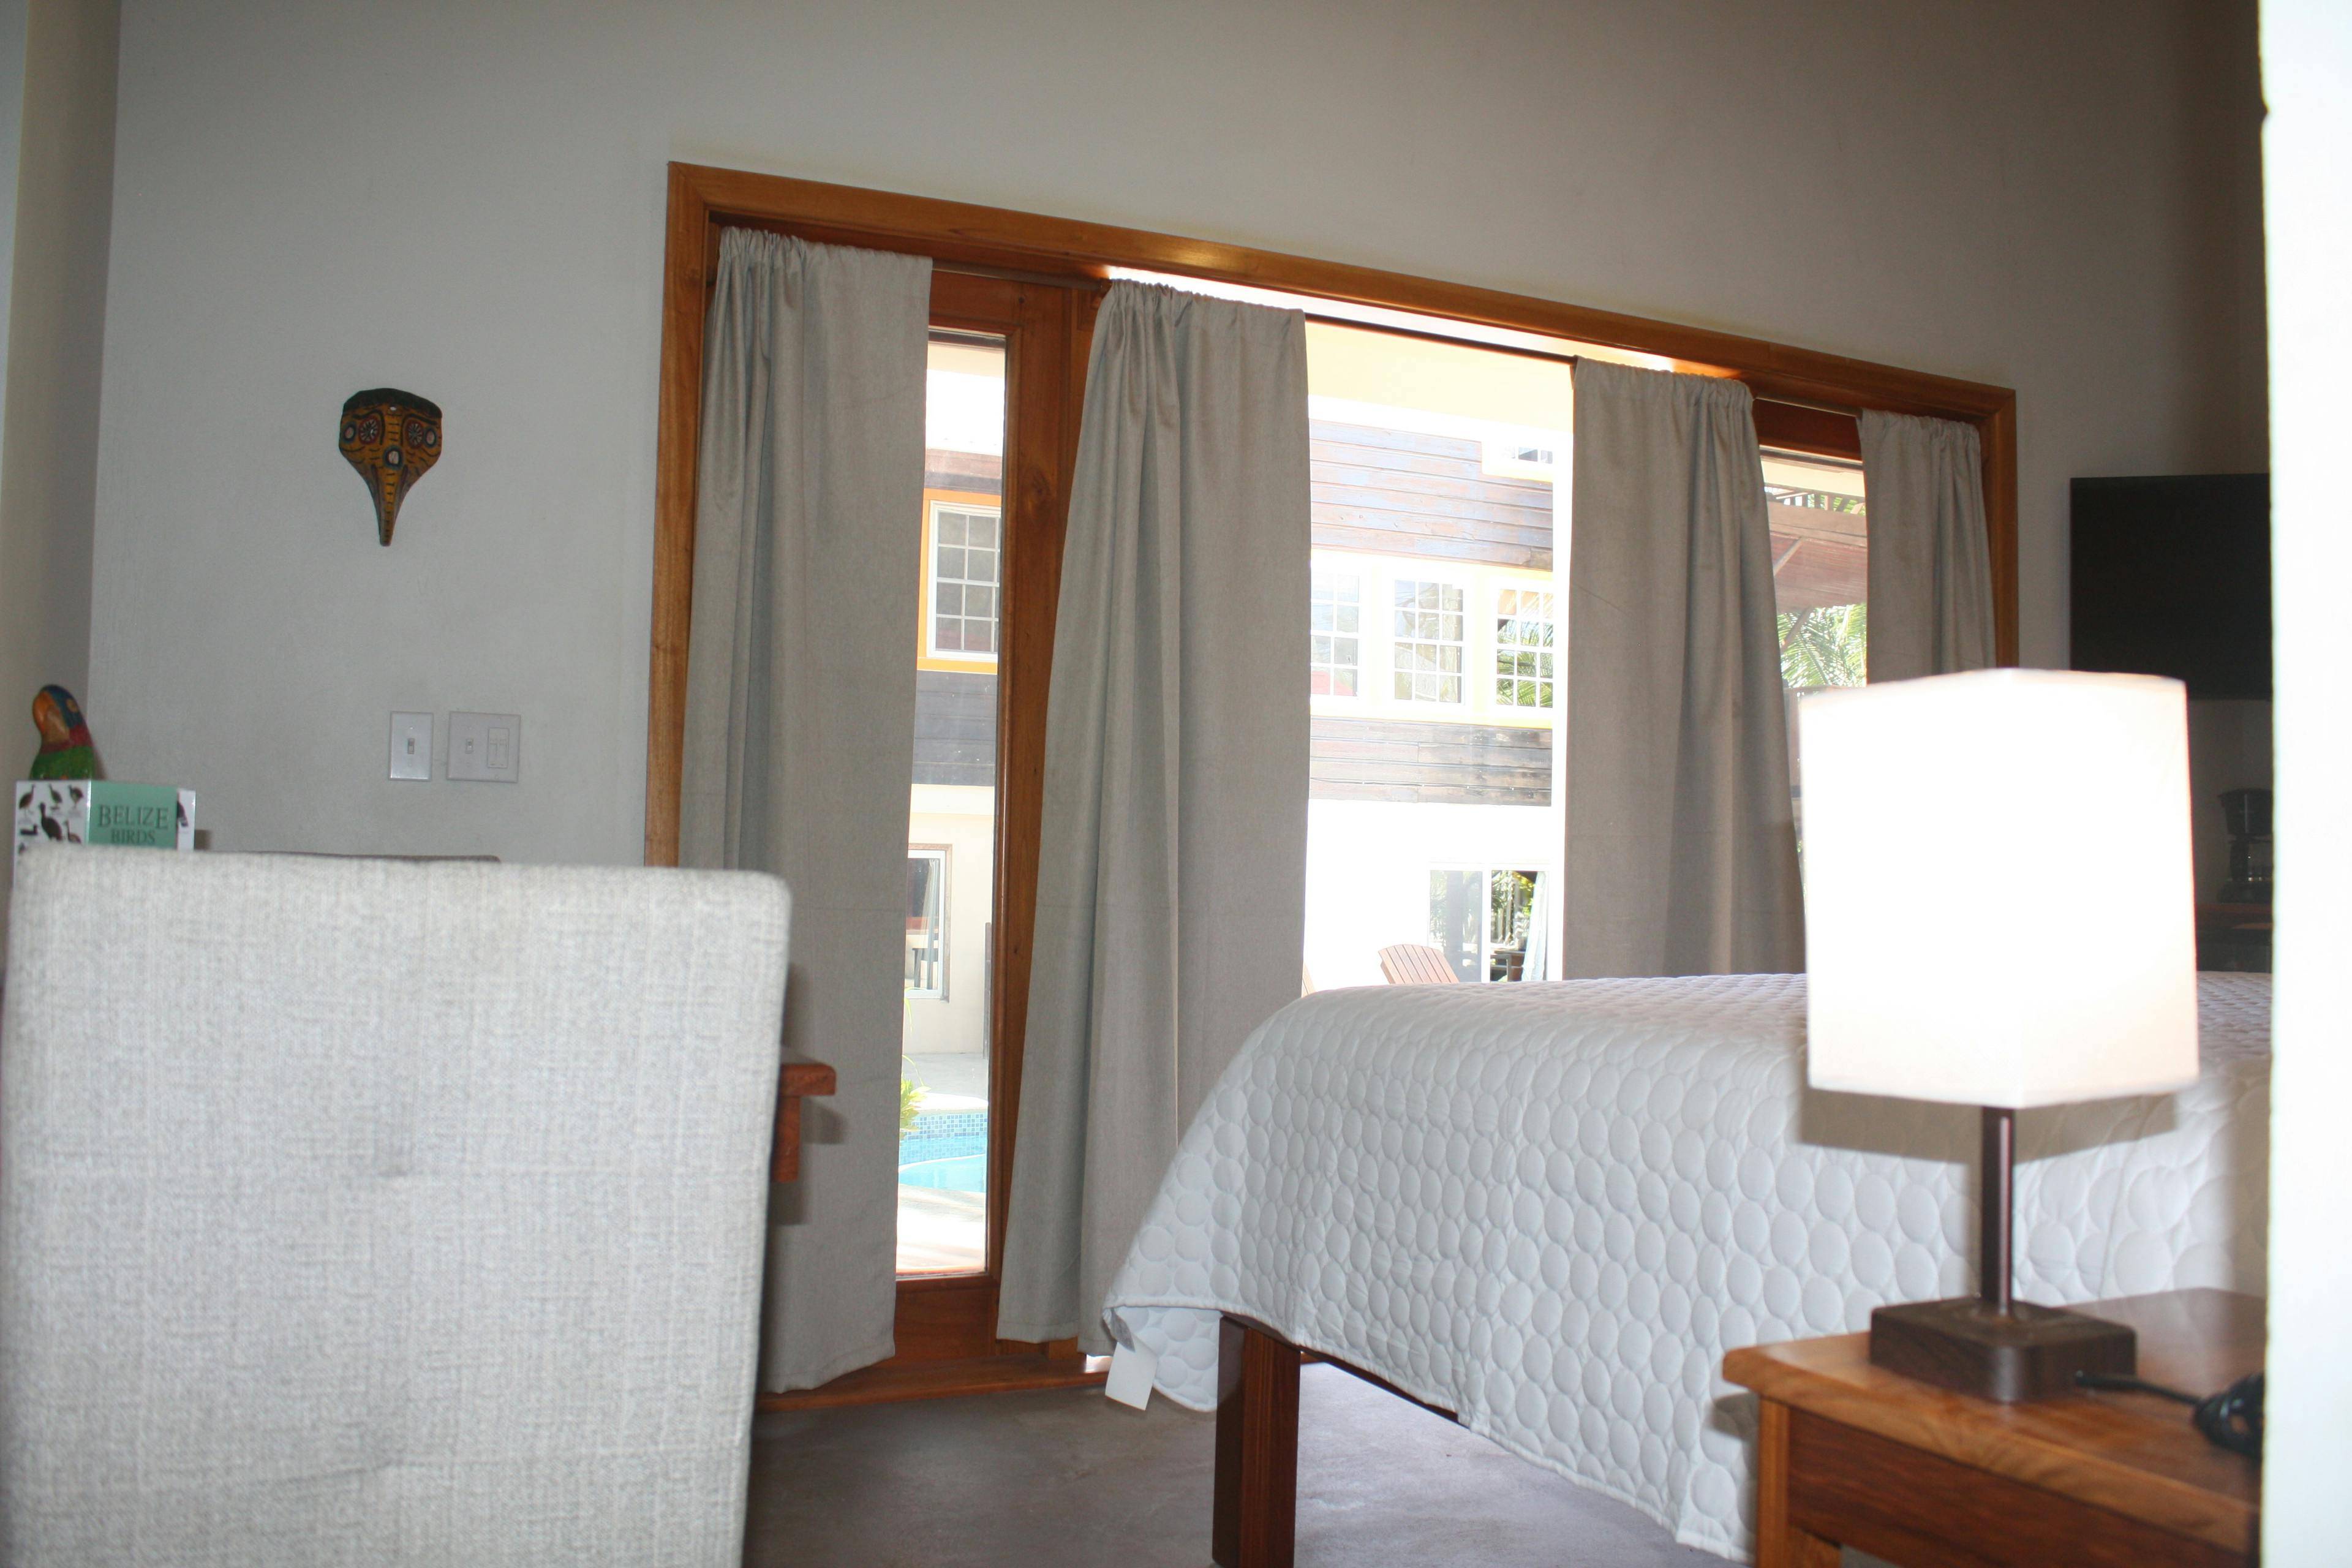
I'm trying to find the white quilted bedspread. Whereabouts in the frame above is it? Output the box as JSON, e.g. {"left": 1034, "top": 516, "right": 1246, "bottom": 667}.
{"left": 1101, "top": 973, "right": 2270, "bottom": 1561}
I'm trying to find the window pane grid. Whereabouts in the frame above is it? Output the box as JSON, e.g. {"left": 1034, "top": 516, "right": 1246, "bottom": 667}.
{"left": 1393, "top": 579, "right": 1466, "bottom": 703}
{"left": 931, "top": 505, "right": 1001, "bottom": 657}
{"left": 1493, "top": 586, "right": 1556, "bottom": 709}
{"left": 1310, "top": 570, "right": 1362, "bottom": 697}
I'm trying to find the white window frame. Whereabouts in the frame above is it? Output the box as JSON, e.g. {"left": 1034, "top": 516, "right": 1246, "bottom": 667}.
{"left": 905, "top": 846, "right": 948, "bottom": 1000}
{"left": 1479, "top": 434, "right": 1561, "bottom": 482}
{"left": 1491, "top": 584, "right": 1556, "bottom": 710}
{"left": 927, "top": 501, "right": 1003, "bottom": 664}
{"left": 1310, "top": 565, "right": 1366, "bottom": 701}
{"left": 1388, "top": 572, "right": 1472, "bottom": 707}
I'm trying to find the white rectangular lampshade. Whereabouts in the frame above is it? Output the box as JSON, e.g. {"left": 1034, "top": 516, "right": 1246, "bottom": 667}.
{"left": 1800, "top": 669, "right": 2198, "bottom": 1109}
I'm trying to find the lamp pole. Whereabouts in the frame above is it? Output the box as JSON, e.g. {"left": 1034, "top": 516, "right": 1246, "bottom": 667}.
{"left": 1980, "top": 1106, "right": 2015, "bottom": 1316}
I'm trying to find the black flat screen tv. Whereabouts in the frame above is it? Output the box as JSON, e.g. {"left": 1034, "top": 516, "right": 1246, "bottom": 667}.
{"left": 2070, "top": 474, "right": 2271, "bottom": 700}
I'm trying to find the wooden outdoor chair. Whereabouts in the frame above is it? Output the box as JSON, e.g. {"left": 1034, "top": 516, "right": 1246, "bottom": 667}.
{"left": 1378, "top": 943, "right": 1460, "bottom": 985}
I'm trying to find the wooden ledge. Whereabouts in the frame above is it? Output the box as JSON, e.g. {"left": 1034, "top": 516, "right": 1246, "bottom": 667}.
{"left": 779, "top": 1060, "right": 836, "bottom": 1096}
{"left": 771, "top": 1058, "right": 836, "bottom": 1183}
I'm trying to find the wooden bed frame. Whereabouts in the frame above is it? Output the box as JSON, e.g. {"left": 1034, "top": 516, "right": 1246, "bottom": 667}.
{"left": 1213, "top": 1314, "right": 1458, "bottom": 1568}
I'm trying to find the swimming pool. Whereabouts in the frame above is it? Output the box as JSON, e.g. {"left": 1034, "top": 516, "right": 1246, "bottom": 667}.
{"left": 897, "top": 1153, "right": 986, "bottom": 1193}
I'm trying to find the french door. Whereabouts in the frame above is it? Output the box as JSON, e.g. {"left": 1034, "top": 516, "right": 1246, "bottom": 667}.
{"left": 647, "top": 162, "right": 2019, "bottom": 1408}
{"left": 879, "top": 268, "right": 1095, "bottom": 1382}
{"left": 644, "top": 189, "right": 1103, "bottom": 1401}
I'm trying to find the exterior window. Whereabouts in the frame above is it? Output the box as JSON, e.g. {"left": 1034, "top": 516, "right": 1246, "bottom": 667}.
{"left": 1762, "top": 460, "right": 1868, "bottom": 690}
{"left": 1482, "top": 439, "right": 1558, "bottom": 479}
{"left": 929, "top": 503, "right": 1001, "bottom": 659}
{"left": 1310, "top": 570, "right": 1362, "bottom": 696}
{"left": 905, "top": 849, "right": 946, "bottom": 998}
{"left": 1392, "top": 578, "right": 1466, "bottom": 703}
{"left": 1493, "top": 587, "right": 1555, "bottom": 709}
{"left": 1428, "top": 867, "right": 1540, "bottom": 982}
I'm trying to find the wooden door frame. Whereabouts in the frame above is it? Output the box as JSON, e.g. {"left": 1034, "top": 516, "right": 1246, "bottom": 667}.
{"left": 644, "top": 161, "right": 2020, "bottom": 1403}
{"left": 650, "top": 160, "right": 2019, "bottom": 863}
{"left": 880, "top": 268, "right": 1091, "bottom": 1385}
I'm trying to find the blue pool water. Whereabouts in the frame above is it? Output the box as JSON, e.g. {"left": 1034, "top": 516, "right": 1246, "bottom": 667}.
{"left": 898, "top": 1154, "right": 986, "bottom": 1192}
{"left": 899, "top": 1131, "right": 985, "bottom": 1165}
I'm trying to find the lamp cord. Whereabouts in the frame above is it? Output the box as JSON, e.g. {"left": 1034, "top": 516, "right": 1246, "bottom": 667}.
{"left": 2073, "top": 1370, "right": 2265, "bottom": 1459}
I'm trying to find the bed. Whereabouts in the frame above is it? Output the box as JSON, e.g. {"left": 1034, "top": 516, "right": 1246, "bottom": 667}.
{"left": 1101, "top": 972, "right": 2271, "bottom": 1562}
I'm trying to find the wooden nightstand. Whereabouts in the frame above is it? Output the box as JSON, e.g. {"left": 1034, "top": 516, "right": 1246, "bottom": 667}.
{"left": 1723, "top": 1289, "right": 2261, "bottom": 1568}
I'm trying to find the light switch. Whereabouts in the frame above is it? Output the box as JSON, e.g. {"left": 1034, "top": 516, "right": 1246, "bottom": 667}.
{"left": 389, "top": 712, "right": 431, "bottom": 780}
{"left": 448, "top": 711, "right": 521, "bottom": 783}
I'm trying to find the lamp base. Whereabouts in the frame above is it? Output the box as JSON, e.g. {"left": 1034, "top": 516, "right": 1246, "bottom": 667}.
{"left": 1869, "top": 1297, "right": 2136, "bottom": 1403}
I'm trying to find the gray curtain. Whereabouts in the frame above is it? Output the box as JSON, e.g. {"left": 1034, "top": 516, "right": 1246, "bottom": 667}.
{"left": 997, "top": 282, "right": 1310, "bottom": 1350}
{"left": 1562, "top": 360, "right": 1804, "bottom": 978}
{"left": 1859, "top": 409, "right": 1997, "bottom": 680}
{"left": 680, "top": 228, "right": 932, "bottom": 1391}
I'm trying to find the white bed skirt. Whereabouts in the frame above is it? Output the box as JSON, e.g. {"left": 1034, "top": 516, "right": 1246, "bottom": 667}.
{"left": 1101, "top": 973, "right": 2269, "bottom": 1561}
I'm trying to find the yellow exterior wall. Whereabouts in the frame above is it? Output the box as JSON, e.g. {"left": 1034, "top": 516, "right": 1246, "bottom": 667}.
{"left": 901, "top": 783, "right": 995, "bottom": 1057}
{"left": 1305, "top": 322, "right": 1574, "bottom": 434}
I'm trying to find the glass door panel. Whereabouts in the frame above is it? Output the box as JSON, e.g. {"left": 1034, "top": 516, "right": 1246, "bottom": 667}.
{"left": 1297, "top": 323, "right": 1572, "bottom": 992}
{"left": 1762, "top": 447, "right": 1869, "bottom": 851}
{"left": 899, "top": 330, "right": 1007, "bottom": 1277}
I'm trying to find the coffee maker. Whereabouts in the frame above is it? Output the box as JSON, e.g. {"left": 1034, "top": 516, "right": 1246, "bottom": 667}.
{"left": 2219, "top": 787, "right": 2273, "bottom": 905}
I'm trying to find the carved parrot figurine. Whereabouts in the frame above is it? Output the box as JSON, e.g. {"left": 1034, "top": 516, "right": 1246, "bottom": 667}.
{"left": 29, "top": 685, "right": 97, "bottom": 780}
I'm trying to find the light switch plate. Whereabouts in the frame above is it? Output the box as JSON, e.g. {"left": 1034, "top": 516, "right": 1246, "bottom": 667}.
{"left": 389, "top": 712, "right": 432, "bottom": 780}
{"left": 448, "top": 711, "right": 521, "bottom": 783}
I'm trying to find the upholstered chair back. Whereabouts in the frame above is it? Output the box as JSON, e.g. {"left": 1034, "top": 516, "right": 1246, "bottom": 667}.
{"left": 0, "top": 848, "right": 790, "bottom": 1567}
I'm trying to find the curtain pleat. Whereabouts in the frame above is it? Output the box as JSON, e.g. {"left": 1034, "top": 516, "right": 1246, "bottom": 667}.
{"left": 1859, "top": 410, "right": 1997, "bottom": 681}
{"left": 679, "top": 228, "right": 932, "bottom": 1391}
{"left": 997, "top": 283, "right": 1310, "bottom": 1350}
{"left": 1562, "top": 360, "right": 1804, "bottom": 978}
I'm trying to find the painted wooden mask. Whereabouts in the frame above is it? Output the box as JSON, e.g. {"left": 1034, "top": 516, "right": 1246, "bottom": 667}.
{"left": 339, "top": 388, "right": 442, "bottom": 545}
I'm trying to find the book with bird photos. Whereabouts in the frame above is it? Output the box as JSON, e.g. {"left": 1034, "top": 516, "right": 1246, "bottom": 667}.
{"left": 14, "top": 780, "right": 195, "bottom": 862}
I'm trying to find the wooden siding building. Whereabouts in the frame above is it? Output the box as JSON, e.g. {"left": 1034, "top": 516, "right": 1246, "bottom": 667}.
{"left": 1308, "top": 419, "right": 1556, "bottom": 808}
{"left": 910, "top": 418, "right": 1567, "bottom": 804}
{"left": 1310, "top": 420, "right": 1553, "bottom": 571}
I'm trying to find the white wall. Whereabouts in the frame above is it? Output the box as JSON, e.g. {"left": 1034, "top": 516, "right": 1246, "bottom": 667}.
{"left": 0, "top": 0, "right": 116, "bottom": 914}
{"left": 2259, "top": 1, "right": 2351, "bottom": 1557}
{"left": 0, "top": 0, "right": 27, "bottom": 450}
{"left": 83, "top": 0, "right": 2267, "bottom": 862}
{"left": 903, "top": 786, "right": 994, "bottom": 1057}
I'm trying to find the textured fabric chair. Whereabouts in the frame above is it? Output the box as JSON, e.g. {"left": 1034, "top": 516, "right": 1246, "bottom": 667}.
{"left": 0, "top": 848, "right": 790, "bottom": 1567}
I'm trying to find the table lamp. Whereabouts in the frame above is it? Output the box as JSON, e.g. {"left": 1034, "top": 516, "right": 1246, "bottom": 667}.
{"left": 1798, "top": 668, "right": 2199, "bottom": 1402}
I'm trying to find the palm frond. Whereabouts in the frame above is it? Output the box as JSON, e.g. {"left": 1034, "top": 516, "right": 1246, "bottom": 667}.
{"left": 1778, "top": 602, "right": 1868, "bottom": 688}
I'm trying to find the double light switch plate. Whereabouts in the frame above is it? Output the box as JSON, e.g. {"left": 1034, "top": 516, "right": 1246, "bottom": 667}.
{"left": 448, "top": 712, "right": 521, "bottom": 783}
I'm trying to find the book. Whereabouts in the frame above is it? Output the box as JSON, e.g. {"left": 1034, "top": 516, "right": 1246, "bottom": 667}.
{"left": 14, "top": 780, "right": 195, "bottom": 861}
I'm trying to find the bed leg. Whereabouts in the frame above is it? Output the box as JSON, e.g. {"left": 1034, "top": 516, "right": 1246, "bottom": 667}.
{"left": 1212, "top": 1315, "right": 1300, "bottom": 1568}
{"left": 1755, "top": 1399, "right": 1841, "bottom": 1568}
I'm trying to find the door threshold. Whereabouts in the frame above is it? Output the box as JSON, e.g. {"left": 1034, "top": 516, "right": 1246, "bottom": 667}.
{"left": 758, "top": 1351, "right": 1107, "bottom": 1412}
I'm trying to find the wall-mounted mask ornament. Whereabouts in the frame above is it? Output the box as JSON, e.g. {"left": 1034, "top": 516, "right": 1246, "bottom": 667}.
{"left": 338, "top": 388, "right": 442, "bottom": 546}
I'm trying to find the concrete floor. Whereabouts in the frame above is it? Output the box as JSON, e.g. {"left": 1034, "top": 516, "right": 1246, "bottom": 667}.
{"left": 904, "top": 1052, "right": 989, "bottom": 1107}
{"left": 745, "top": 1363, "right": 1727, "bottom": 1567}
